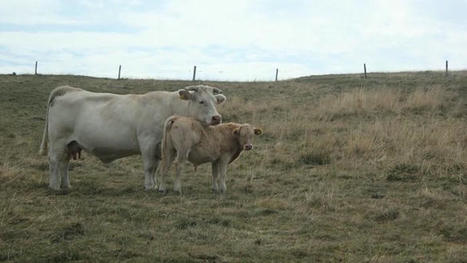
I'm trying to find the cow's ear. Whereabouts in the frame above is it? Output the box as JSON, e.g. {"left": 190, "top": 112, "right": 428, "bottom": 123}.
{"left": 179, "top": 89, "right": 192, "bottom": 100}
{"left": 233, "top": 127, "right": 240, "bottom": 135}
{"left": 187, "top": 86, "right": 199, "bottom": 93}
{"left": 215, "top": 94, "right": 226, "bottom": 104}
{"left": 254, "top": 128, "right": 263, "bottom": 135}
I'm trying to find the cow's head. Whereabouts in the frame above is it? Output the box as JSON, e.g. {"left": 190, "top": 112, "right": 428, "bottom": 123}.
{"left": 179, "top": 85, "right": 226, "bottom": 126}
{"left": 233, "top": 124, "right": 263, "bottom": 151}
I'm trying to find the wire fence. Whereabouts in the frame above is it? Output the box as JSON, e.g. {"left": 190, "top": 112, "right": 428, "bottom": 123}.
{"left": 8, "top": 60, "right": 453, "bottom": 81}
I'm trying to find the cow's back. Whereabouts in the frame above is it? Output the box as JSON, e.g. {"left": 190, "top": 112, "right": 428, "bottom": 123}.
{"left": 49, "top": 88, "right": 139, "bottom": 132}
{"left": 47, "top": 88, "right": 148, "bottom": 162}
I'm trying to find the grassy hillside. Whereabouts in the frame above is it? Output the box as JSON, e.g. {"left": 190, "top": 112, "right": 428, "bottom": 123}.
{"left": 1, "top": 72, "right": 466, "bottom": 262}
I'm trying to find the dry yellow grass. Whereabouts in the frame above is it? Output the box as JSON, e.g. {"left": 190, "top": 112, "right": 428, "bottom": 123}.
{"left": 314, "top": 85, "right": 452, "bottom": 119}
{"left": 224, "top": 83, "right": 466, "bottom": 184}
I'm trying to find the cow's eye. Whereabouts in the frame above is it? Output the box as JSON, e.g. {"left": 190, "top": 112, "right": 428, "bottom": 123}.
{"left": 199, "top": 101, "right": 205, "bottom": 105}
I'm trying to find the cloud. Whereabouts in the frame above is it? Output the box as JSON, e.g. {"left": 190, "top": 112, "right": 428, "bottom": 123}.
{"left": 0, "top": 0, "right": 76, "bottom": 25}
{"left": 0, "top": 0, "right": 466, "bottom": 80}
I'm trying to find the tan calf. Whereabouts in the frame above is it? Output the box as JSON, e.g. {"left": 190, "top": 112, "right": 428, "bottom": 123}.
{"left": 158, "top": 115, "right": 262, "bottom": 193}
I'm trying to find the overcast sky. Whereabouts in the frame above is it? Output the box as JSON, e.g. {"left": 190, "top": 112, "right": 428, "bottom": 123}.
{"left": 1, "top": 0, "right": 466, "bottom": 81}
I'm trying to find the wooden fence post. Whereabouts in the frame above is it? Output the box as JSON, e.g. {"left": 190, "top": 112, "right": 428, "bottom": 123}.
{"left": 35, "top": 61, "right": 38, "bottom": 75}
{"left": 275, "top": 68, "right": 278, "bottom": 81}
{"left": 445, "top": 60, "right": 448, "bottom": 77}
{"left": 364, "top": 63, "right": 367, "bottom": 79}
{"left": 192, "top": 65, "right": 197, "bottom": 81}
{"left": 118, "top": 65, "right": 121, "bottom": 80}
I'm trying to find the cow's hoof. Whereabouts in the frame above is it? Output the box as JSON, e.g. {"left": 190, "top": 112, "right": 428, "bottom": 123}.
{"left": 144, "top": 186, "right": 156, "bottom": 191}
{"left": 144, "top": 184, "right": 156, "bottom": 191}
{"left": 60, "top": 188, "right": 71, "bottom": 195}
{"left": 61, "top": 185, "right": 72, "bottom": 191}
{"left": 48, "top": 188, "right": 69, "bottom": 195}
{"left": 48, "top": 185, "right": 61, "bottom": 191}
{"left": 219, "top": 186, "right": 226, "bottom": 194}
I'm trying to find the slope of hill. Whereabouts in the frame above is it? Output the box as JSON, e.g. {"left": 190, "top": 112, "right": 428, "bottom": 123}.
{"left": 1, "top": 71, "right": 466, "bottom": 262}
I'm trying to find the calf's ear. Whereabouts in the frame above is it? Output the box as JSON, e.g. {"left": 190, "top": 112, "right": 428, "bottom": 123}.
{"left": 254, "top": 128, "right": 263, "bottom": 135}
{"left": 215, "top": 94, "right": 226, "bottom": 104}
{"left": 179, "top": 89, "right": 192, "bottom": 100}
{"left": 233, "top": 128, "right": 240, "bottom": 135}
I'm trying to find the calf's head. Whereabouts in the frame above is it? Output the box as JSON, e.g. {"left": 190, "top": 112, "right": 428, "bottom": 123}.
{"left": 179, "top": 86, "right": 226, "bottom": 126}
{"left": 233, "top": 124, "right": 263, "bottom": 151}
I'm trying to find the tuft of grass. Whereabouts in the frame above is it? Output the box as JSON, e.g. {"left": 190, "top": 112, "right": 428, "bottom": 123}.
{"left": 440, "top": 225, "right": 467, "bottom": 243}
{"left": 405, "top": 86, "right": 446, "bottom": 112}
{"left": 374, "top": 209, "right": 400, "bottom": 223}
{"left": 386, "top": 163, "right": 421, "bottom": 182}
{"left": 299, "top": 151, "right": 331, "bottom": 165}
{"left": 50, "top": 223, "right": 85, "bottom": 243}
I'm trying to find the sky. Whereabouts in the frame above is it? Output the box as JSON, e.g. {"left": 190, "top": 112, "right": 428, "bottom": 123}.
{"left": 1, "top": 0, "right": 466, "bottom": 81}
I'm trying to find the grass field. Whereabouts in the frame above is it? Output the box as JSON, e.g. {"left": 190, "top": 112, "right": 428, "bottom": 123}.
{"left": 0, "top": 72, "right": 466, "bottom": 262}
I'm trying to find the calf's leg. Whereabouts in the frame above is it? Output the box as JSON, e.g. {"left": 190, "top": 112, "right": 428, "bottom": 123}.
{"left": 158, "top": 149, "right": 175, "bottom": 193}
{"left": 211, "top": 161, "right": 220, "bottom": 192}
{"left": 218, "top": 159, "right": 229, "bottom": 193}
{"left": 173, "top": 149, "right": 190, "bottom": 193}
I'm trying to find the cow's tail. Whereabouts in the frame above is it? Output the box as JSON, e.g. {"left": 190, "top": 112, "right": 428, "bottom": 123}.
{"left": 38, "top": 93, "right": 52, "bottom": 155}
{"left": 38, "top": 86, "right": 78, "bottom": 155}
{"left": 38, "top": 113, "right": 48, "bottom": 156}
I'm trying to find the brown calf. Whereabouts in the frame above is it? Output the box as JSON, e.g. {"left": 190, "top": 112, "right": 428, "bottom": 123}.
{"left": 158, "top": 115, "right": 262, "bottom": 193}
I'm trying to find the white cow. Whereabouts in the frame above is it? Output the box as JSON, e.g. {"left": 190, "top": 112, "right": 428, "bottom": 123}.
{"left": 38, "top": 85, "right": 226, "bottom": 191}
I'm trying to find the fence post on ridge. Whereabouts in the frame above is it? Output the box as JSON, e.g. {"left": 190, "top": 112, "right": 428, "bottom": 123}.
{"left": 192, "top": 65, "right": 197, "bottom": 81}
{"left": 445, "top": 60, "right": 448, "bottom": 77}
{"left": 35, "top": 61, "right": 38, "bottom": 75}
{"left": 275, "top": 68, "right": 279, "bottom": 81}
{"left": 118, "top": 65, "right": 122, "bottom": 80}
{"left": 363, "top": 63, "right": 367, "bottom": 79}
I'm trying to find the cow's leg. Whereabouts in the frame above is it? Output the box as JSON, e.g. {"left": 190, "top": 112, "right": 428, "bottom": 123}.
{"left": 48, "top": 155, "right": 60, "bottom": 190}
{"left": 48, "top": 143, "right": 68, "bottom": 191}
{"left": 211, "top": 161, "right": 220, "bottom": 192}
{"left": 140, "top": 142, "right": 159, "bottom": 191}
{"left": 142, "top": 155, "right": 159, "bottom": 191}
{"left": 59, "top": 157, "right": 71, "bottom": 190}
{"left": 218, "top": 159, "right": 229, "bottom": 193}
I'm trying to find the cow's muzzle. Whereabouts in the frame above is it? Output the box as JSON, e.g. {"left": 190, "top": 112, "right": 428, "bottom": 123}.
{"left": 211, "top": 115, "right": 221, "bottom": 125}
{"left": 244, "top": 144, "right": 253, "bottom": 151}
